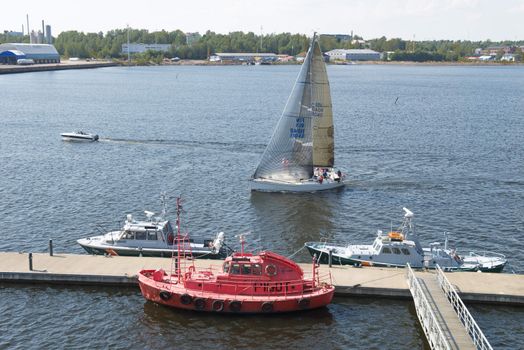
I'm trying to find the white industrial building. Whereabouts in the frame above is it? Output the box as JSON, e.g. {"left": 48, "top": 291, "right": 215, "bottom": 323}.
{"left": 121, "top": 43, "right": 171, "bottom": 54}
{"left": 209, "top": 53, "right": 277, "bottom": 63}
{"left": 0, "top": 43, "right": 60, "bottom": 64}
{"left": 325, "top": 49, "right": 381, "bottom": 61}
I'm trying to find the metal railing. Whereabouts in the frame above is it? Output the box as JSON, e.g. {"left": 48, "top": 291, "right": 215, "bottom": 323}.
{"left": 435, "top": 265, "right": 493, "bottom": 350}
{"left": 406, "top": 263, "right": 451, "bottom": 350}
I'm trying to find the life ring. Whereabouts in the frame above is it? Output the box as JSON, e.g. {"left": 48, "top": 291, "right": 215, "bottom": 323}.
{"left": 212, "top": 300, "right": 224, "bottom": 312}
{"left": 261, "top": 302, "right": 273, "bottom": 313}
{"left": 265, "top": 264, "right": 277, "bottom": 276}
{"left": 229, "top": 300, "right": 242, "bottom": 312}
{"left": 159, "top": 291, "right": 171, "bottom": 301}
{"left": 298, "top": 298, "right": 310, "bottom": 309}
{"left": 194, "top": 298, "right": 206, "bottom": 310}
{"left": 180, "top": 293, "right": 193, "bottom": 305}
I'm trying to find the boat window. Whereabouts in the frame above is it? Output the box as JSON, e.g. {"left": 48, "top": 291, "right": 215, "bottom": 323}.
{"left": 135, "top": 231, "right": 146, "bottom": 240}
{"left": 252, "top": 264, "right": 262, "bottom": 275}
{"left": 123, "top": 230, "right": 135, "bottom": 240}
{"left": 147, "top": 231, "right": 158, "bottom": 240}
{"left": 242, "top": 264, "right": 252, "bottom": 275}
{"left": 382, "top": 247, "right": 391, "bottom": 254}
{"left": 222, "top": 262, "right": 230, "bottom": 273}
{"left": 230, "top": 263, "right": 240, "bottom": 275}
{"left": 392, "top": 248, "right": 401, "bottom": 254}
{"left": 401, "top": 248, "right": 410, "bottom": 255}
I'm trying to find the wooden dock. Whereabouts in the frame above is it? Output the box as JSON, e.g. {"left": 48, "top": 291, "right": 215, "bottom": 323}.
{"left": 0, "top": 252, "right": 523, "bottom": 305}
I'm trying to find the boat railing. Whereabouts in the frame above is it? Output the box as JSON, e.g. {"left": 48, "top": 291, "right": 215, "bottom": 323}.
{"left": 461, "top": 250, "right": 506, "bottom": 259}
{"left": 195, "top": 274, "right": 332, "bottom": 300}
{"left": 435, "top": 264, "right": 493, "bottom": 350}
{"left": 406, "top": 263, "right": 451, "bottom": 350}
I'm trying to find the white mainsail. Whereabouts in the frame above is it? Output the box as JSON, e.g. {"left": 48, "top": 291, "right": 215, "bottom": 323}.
{"left": 253, "top": 34, "right": 335, "bottom": 182}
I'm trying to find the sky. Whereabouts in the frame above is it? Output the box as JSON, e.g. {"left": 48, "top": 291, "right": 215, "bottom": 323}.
{"left": 3, "top": 0, "right": 524, "bottom": 41}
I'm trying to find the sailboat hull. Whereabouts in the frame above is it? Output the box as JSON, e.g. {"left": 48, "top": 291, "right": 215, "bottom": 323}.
{"left": 251, "top": 178, "right": 345, "bottom": 192}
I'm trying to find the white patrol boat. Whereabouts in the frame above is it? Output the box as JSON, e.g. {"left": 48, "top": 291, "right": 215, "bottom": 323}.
{"left": 305, "top": 208, "right": 507, "bottom": 272}
{"left": 77, "top": 196, "right": 228, "bottom": 259}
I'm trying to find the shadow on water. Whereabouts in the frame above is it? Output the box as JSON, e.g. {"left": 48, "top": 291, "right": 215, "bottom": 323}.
{"left": 140, "top": 301, "right": 335, "bottom": 348}
{"left": 249, "top": 189, "right": 346, "bottom": 261}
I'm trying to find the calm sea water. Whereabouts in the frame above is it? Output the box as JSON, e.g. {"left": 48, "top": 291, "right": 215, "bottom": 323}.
{"left": 1, "top": 64, "right": 523, "bottom": 349}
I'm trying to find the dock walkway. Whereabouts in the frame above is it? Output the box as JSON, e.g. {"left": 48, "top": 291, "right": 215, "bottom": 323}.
{"left": 0, "top": 252, "right": 523, "bottom": 306}
{"left": 416, "top": 272, "right": 476, "bottom": 350}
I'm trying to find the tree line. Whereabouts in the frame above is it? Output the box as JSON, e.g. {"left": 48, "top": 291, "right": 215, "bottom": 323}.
{"left": 1, "top": 29, "right": 522, "bottom": 62}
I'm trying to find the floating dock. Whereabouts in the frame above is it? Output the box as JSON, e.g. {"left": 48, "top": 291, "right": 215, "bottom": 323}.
{"left": 1, "top": 252, "right": 522, "bottom": 305}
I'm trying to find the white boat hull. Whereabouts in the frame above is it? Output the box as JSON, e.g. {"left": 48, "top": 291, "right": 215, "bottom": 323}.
{"left": 251, "top": 178, "right": 345, "bottom": 192}
{"left": 61, "top": 132, "right": 99, "bottom": 142}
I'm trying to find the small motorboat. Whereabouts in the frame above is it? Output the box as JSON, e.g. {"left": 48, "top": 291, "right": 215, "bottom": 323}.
{"left": 138, "top": 197, "right": 335, "bottom": 313}
{"left": 77, "top": 194, "right": 229, "bottom": 259}
{"left": 305, "top": 208, "right": 507, "bottom": 272}
{"left": 61, "top": 131, "right": 99, "bottom": 142}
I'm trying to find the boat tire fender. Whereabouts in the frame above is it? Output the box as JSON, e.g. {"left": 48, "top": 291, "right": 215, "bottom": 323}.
{"left": 265, "top": 264, "right": 277, "bottom": 276}
{"left": 261, "top": 302, "right": 273, "bottom": 313}
{"left": 229, "top": 300, "right": 242, "bottom": 312}
{"left": 212, "top": 300, "right": 224, "bottom": 312}
{"left": 180, "top": 293, "right": 193, "bottom": 305}
{"left": 159, "top": 291, "right": 171, "bottom": 301}
{"left": 298, "top": 298, "right": 310, "bottom": 309}
{"left": 194, "top": 298, "right": 206, "bottom": 310}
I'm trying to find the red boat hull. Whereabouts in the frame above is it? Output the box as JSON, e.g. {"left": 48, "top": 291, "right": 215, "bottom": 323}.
{"left": 138, "top": 270, "right": 335, "bottom": 314}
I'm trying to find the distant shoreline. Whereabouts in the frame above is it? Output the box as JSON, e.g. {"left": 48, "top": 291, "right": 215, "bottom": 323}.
{"left": 1, "top": 59, "right": 521, "bottom": 75}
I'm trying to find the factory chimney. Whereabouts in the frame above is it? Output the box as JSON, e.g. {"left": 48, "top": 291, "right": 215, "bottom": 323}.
{"left": 27, "top": 14, "right": 30, "bottom": 43}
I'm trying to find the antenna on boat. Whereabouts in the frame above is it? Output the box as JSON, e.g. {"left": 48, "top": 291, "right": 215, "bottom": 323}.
{"left": 144, "top": 211, "right": 155, "bottom": 221}
{"left": 160, "top": 191, "right": 167, "bottom": 219}
{"left": 236, "top": 231, "right": 251, "bottom": 255}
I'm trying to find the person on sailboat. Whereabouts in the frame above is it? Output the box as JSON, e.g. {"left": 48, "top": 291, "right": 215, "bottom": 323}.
{"left": 335, "top": 170, "right": 342, "bottom": 183}
{"left": 318, "top": 175, "right": 324, "bottom": 184}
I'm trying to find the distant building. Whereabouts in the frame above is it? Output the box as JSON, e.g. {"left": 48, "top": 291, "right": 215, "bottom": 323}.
{"left": 121, "top": 43, "right": 171, "bottom": 54}
{"left": 185, "top": 32, "right": 201, "bottom": 46}
{"left": 209, "top": 52, "right": 278, "bottom": 63}
{"left": 500, "top": 54, "right": 516, "bottom": 62}
{"left": 323, "top": 34, "right": 351, "bottom": 42}
{"left": 325, "top": 49, "right": 380, "bottom": 61}
{"left": 4, "top": 31, "right": 23, "bottom": 37}
{"left": 45, "top": 25, "right": 52, "bottom": 44}
{"left": 478, "top": 55, "right": 495, "bottom": 61}
{"left": 0, "top": 43, "right": 60, "bottom": 64}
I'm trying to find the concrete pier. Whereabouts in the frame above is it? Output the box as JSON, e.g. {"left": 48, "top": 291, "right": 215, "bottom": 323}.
{"left": 0, "top": 252, "right": 522, "bottom": 305}
{"left": 0, "top": 61, "right": 118, "bottom": 74}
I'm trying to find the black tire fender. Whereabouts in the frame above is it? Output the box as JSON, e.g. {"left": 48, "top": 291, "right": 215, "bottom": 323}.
{"left": 180, "top": 293, "right": 193, "bottom": 305}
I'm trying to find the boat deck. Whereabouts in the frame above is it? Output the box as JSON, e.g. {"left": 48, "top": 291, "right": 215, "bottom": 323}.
{"left": 0, "top": 252, "right": 522, "bottom": 305}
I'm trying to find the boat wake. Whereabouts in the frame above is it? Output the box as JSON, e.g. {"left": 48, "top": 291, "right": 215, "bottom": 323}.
{"left": 99, "top": 138, "right": 265, "bottom": 154}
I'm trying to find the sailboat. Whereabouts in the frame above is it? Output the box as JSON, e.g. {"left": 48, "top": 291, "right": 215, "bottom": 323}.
{"left": 251, "top": 33, "right": 345, "bottom": 192}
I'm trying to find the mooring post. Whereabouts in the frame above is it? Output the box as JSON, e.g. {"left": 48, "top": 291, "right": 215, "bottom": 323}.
{"left": 49, "top": 239, "right": 53, "bottom": 256}
{"left": 328, "top": 249, "right": 333, "bottom": 268}
{"left": 29, "top": 253, "right": 33, "bottom": 271}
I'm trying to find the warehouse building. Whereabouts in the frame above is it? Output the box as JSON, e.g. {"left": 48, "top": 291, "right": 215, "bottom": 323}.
{"left": 121, "top": 43, "right": 171, "bottom": 54}
{"left": 0, "top": 43, "right": 60, "bottom": 64}
{"left": 325, "top": 49, "right": 381, "bottom": 61}
{"left": 209, "top": 53, "right": 278, "bottom": 63}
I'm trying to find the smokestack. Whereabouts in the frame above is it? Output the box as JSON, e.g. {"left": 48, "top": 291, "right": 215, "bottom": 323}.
{"left": 26, "top": 14, "right": 30, "bottom": 43}
{"left": 42, "top": 20, "right": 45, "bottom": 38}
{"left": 22, "top": 24, "right": 24, "bottom": 36}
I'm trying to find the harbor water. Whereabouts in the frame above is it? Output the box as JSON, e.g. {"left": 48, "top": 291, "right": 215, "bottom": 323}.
{"left": 1, "top": 64, "right": 523, "bottom": 349}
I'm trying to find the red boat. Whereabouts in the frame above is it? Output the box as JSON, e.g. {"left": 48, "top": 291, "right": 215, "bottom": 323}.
{"left": 138, "top": 198, "right": 335, "bottom": 314}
